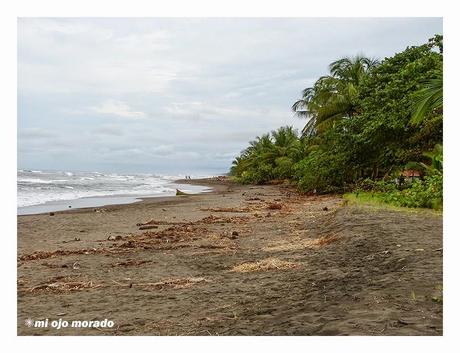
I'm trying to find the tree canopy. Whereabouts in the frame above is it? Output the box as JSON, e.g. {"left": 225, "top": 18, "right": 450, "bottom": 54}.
{"left": 230, "top": 35, "right": 443, "bottom": 208}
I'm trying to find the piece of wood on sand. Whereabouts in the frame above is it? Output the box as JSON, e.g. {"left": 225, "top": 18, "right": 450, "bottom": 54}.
{"left": 139, "top": 225, "right": 159, "bottom": 230}
{"left": 176, "top": 189, "right": 190, "bottom": 196}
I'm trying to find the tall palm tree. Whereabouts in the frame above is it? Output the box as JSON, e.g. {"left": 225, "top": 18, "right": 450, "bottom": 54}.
{"left": 293, "top": 55, "right": 379, "bottom": 136}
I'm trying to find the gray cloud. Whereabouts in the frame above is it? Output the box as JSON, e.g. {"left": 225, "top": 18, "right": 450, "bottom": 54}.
{"left": 18, "top": 18, "right": 442, "bottom": 174}
{"left": 19, "top": 128, "right": 58, "bottom": 139}
{"left": 92, "top": 125, "right": 125, "bottom": 136}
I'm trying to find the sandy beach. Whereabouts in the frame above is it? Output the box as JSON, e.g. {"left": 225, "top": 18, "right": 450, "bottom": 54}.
{"left": 17, "top": 179, "right": 443, "bottom": 335}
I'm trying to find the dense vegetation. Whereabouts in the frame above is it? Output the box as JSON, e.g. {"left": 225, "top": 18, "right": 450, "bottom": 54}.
{"left": 230, "top": 36, "right": 443, "bottom": 209}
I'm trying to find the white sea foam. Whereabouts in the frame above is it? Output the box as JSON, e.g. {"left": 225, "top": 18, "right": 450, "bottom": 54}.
{"left": 18, "top": 177, "right": 54, "bottom": 184}
{"left": 17, "top": 169, "right": 214, "bottom": 208}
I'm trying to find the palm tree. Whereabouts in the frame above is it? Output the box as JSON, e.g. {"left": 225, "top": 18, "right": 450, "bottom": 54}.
{"left": 411, "top": 69, "right": 443, "bottom": 125}
{"left": 293, "top": 55, "right": 379, "bottom": 136}
{"left": 408, "top": 68, "right": 443, "bottom": 177}
{"left": 234, "top": 134, "right": 274, "bottom": 171}
{"left": 230, "top": 127, "right": 302, "bottom": 180}
{"left": 270, "top": 126, "right": 302, "bottom": 179}
{"left": 271, "top": 126, "right": 301, "bottom": 159}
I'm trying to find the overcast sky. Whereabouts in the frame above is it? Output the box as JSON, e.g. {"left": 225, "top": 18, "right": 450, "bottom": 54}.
{"left": 18, "top": 18, "right": 442, "bottom": 174}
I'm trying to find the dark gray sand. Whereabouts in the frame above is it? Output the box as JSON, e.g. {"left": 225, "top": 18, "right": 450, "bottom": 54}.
{"left": 17, "top": 179, "right": 442, "bottom": 335}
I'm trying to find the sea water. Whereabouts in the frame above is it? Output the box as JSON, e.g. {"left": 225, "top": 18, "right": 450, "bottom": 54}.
{"left": 17, "top": 169, "right": 212, "bottom": 215}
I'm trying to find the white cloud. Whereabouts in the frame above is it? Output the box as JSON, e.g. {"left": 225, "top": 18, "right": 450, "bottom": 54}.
{"left": 17, "top": 18, "right": 442, "bottom": 173}
{"left": 163, "top": 101, "right": 288, "bottom": 123}
{"left": 91, "top": 99, "right": 146, "bottom": 119}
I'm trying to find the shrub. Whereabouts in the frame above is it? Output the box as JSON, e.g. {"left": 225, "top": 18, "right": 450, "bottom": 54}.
{"left": 355, "top": 175, "right": 442, "bottom": 209}
{"left": 239, "top": 163, "right": 274, "bottom": 184}
{"left": 293, "top": 150, "right": 348, "bottom": 193}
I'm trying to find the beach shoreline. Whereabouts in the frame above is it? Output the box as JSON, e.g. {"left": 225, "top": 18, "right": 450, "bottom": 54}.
{"left": 18, "top": 179, "right": 442, "bottom": 335}
{"left": 17, "top": 178, "right": 216, "bottom": 216}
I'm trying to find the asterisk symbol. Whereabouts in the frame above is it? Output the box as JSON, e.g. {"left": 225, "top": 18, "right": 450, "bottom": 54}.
{"left": 24, "top": 318, "right": 34, "bottom": 327}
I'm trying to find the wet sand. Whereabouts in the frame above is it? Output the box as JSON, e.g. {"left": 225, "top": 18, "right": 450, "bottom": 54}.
{"left": 17, "top": 179, "right": 443, "bottom": 335}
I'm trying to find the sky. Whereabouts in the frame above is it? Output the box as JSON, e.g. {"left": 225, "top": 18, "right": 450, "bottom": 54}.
{"left": 18, "top": 18, "right": 442, "bottom": 175}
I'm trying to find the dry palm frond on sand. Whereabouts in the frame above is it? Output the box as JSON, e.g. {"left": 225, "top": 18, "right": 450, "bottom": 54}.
{"left": 19, "top": 248, "right": 117, "bottom": 262}
{"left": 230, "top": 258, "right": 299, "bottom": 273}
{"left": 114, "top": 277, "right": 209, "bottom": 290}
{"left": 23, "top": 276, "right": 103, "bottom": 294}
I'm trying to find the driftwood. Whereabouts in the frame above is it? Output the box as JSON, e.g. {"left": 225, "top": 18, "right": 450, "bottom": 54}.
{"left": 199, "top": 207, "right": 250, "bottom": 213}
{"left": 176, "top": 189, "right": 189, "bottom": 196}
{"left": 138, "top": 225, "right": 159, "bottom": 230}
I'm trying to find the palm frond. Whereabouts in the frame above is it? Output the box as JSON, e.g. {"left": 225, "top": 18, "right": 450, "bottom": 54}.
{"left": 411, "top": 74, "right": 443, "bottom": 125}
{"left": 294, "top": 55, "right": 379, "bottom": 134}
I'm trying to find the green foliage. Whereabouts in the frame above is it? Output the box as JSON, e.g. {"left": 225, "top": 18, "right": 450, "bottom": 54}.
{"left": 230, "top": 35, "right": 443, "bottom": 209}
{"left": 293, "top": 149, "right": 348, "bottom": 193}
{"left": 355, "top": 178, "right": 398, "bottom": 193}
{"left": 240, "top": 163, "right": 274, "bottom": 184}
{"left": 354, "top": 175, "right": 443, "bottom": 210}
{"left": 273, "top": 156, "right": 295, "bottom": 179}
{"left": 230, "top": 126, "right": 301, "bottom": 184}
{"left": 411, "top": 69, "right": 443, "bottom": 125}
{"left": 394, "top": 175, "right": 442, "bottom": 209}
{"left": 411, "top": 35, "right": 443, "bottom": 125}
{"left": 405, "top": 144, "right": 443, "bottom": 176}
{"left": 292, "top": 55, "right": 379, "bottom": 136}
{"left": 355, "top": 37, "right": 443, "bottom": 171}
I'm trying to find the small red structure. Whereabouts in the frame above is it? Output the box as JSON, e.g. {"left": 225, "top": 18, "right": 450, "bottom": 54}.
{"left": 401, "top": 169, "right": 421, "bottom": 178}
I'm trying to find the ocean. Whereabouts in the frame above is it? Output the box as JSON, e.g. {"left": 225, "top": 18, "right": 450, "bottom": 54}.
{"left": 17, "top": 169, "right": 212, "bottom": 215}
